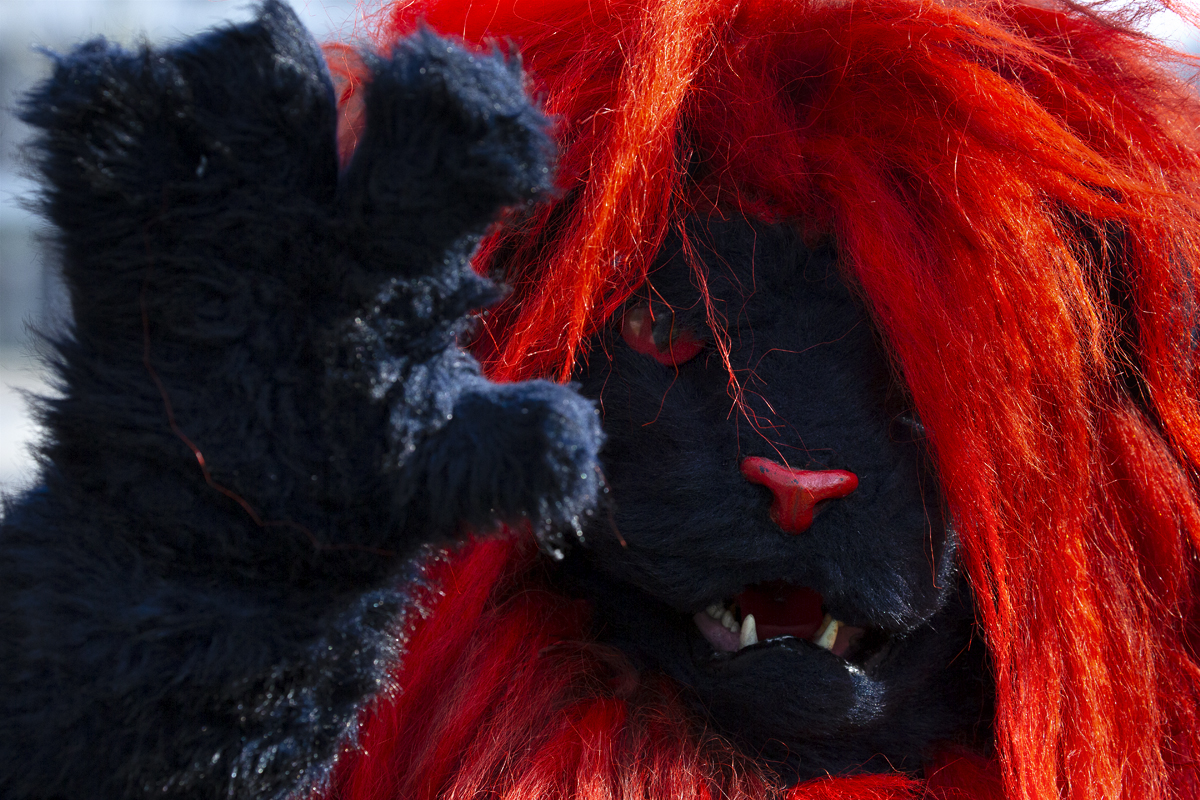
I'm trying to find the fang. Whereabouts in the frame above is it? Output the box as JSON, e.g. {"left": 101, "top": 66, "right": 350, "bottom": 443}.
{"left": 813, "top": 615, "right": 841, "bottom": 650}
{"left": 739, "top": 614, "right": 758, "bottom": 649}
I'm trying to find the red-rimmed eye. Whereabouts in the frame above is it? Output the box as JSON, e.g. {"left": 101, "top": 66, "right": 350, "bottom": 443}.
{"left": 620, "top": 306, "right": 705, "bottom": 366}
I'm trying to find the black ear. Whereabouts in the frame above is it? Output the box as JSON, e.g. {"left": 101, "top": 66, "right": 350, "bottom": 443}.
{"left": 337, "top": 30, "right": 554, "bottom": 273}
{"left": 19, "top": 0, "right": 337, "bottom": 332}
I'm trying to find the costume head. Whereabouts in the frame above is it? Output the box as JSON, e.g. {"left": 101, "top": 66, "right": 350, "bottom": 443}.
{"left": 332, "top": 0, "right": 1200, "bottom": 797}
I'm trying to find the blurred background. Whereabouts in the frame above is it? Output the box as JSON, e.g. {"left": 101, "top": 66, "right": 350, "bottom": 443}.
{"left": 0, "top": 1, "right": 1196, "bottom": 497}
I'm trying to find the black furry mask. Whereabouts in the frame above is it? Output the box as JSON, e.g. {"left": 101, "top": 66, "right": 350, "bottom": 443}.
{"left": 567, "top": 218, "right": 990, "bottom": 779}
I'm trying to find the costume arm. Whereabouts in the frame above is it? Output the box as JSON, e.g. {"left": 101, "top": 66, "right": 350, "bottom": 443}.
{"left": 0, "top": 4, "right": 599, "bottom": 798}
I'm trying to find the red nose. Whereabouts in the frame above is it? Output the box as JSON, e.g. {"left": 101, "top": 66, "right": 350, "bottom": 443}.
{"left": 740, "top": 457, "right": 858, "bottom": 534}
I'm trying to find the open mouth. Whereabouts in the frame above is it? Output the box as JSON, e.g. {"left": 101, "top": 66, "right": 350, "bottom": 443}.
{"left": 693, "top": 581, "right": 882, "bottom": 663}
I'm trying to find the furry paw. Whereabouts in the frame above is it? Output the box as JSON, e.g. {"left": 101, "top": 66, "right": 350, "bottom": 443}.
{"left": 418, "top": 380, "right": 604, "bottom": 554}
{"left": 1, "top": 3, "right": 598, "bottom": 799}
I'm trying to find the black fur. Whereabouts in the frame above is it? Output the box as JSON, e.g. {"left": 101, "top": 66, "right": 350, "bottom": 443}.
{"left": 566, "top": 218, "right": 991, "bottom": 779}
{"left": 0, "top": 4, "right": 601, "bottom": 798}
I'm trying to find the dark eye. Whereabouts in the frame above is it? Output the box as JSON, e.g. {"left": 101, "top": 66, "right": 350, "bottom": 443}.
{"left": 620, "top": 305, "right": 704, "bottom": 366}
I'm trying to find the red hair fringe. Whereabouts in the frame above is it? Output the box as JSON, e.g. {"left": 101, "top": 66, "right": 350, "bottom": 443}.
{"left": 326, "top": 1, "right": 1200, "bottom": 798}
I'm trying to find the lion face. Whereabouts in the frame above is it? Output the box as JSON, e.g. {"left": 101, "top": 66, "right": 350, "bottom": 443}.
{"left": 570, "top": 217, "right": 990, "bottom": 779}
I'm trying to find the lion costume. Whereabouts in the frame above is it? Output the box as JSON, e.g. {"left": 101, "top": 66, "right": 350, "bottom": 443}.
{"left": 326, "top": 1, "right": 1200, "bottom": 798}
{"left": 4, "top": 0, "right": 1200, "bottom": 798}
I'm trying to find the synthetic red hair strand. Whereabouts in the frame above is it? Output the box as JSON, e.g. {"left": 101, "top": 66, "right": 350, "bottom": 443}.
{"left": 328, "top": 1, "right": 1200, "bottom": 799}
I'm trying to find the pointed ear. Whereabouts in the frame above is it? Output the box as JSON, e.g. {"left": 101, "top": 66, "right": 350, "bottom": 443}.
{"left": 19, "top": 0, "right": 337, "bottom": 265}
{"left": 336, "top": 30, "right": 554, "bottom": 274}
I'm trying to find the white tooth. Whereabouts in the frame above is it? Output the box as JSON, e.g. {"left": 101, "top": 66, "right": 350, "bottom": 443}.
{"left": 706, "top": 603, "right": 724, "bottom": 620}
{"left": 814, "top": 614, "right": 840, "bottom": 651}
{"left": 739, "top": 614, "right": 758, "bottom": 648}
{"left": 721, "top": 609, "right": 739, "bottom": 632}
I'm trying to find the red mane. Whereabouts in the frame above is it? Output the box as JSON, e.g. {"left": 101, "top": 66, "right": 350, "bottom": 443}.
{"left": 329, "top": 1, "right": 1200, "bottom": 798}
